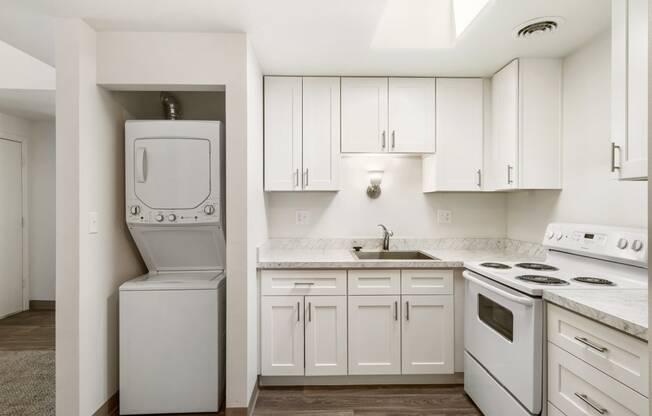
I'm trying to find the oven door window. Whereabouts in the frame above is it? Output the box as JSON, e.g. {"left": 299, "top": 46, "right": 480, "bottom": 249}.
{"left": 478, "top": 294, "right": 514, "bottom": 342}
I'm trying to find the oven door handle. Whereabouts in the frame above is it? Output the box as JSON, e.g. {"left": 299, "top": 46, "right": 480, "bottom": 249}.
{"left": 463, "top": 271, "right": 534, "bottom": 307}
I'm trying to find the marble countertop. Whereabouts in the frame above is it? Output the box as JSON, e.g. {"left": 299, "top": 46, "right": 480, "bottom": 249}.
{"left": 257, "top": 248, "right": 541, "bottom": 269}
{"left": 543, "top": 289, "right": 648, "bottom": 341}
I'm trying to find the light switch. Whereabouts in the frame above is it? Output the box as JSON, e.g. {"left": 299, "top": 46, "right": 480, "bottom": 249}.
{"left": 88, "top": 211, "right": 99, "bottom": 234}
{"left": 437, "top": 209, "right": 452, "bottom": 224}
{"left": 295, "top": 210, "right": 310, "bottom": 225}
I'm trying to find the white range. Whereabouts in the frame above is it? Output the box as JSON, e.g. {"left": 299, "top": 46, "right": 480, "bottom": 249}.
{"left": 462, "top": 223, "right": 647, "bottom": 416}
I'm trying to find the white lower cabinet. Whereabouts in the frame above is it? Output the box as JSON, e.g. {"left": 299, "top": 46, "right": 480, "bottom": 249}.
{"left": 305, "top": 296, "right": 348, "bottom": 376}
{"left": 260, "top": 296, "right": 305, "bottom": 376}
{"left": 402, "top": 295, "right": 454, "bottom": 374}
{"left": 348, "top": 295, "right": 401, "bottom": 375}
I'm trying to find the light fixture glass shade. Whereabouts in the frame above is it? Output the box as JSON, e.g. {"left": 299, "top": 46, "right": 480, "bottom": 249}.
{"left": 369, "top": 170, "right": 384, "bottom": 186}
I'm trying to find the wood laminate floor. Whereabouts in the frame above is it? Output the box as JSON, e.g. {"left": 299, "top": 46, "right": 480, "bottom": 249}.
{"left": 0, "top": 310, "right": 55, "bottom": 351}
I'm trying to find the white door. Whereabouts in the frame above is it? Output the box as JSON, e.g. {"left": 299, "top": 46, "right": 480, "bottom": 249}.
{"left": 260, "top": 296, "right": 304, "bottom": 376}
{"left": 402, "top": 295, "right": 454, "bottom": 374}
{"left": 134, "top": 138, "right": 211, "bottom": 209}
{"left": 0, "top": 139, "right": 23, "bottom": 318}
{"left": 491, "top": 60, "right": 519, "bottom": 189}
{"left": 424, "top": 78, "right": 483, "bottom": 191}
{"left": 348, "top": 295, "right": 401, "bottom": 375}
{"left": 341, "top": 77, "right": 388, "bottom": 153}
{"left": 302, "top": 77, "right": 340, "bottom": 191}
{"left": 264, "top": 76, "right": 303, "bottom": 190}
{"left": 305, "top": 296, "right": 347, "bottom": 376}
{"left": 612, "top": 0, "right": 648, "bottom": 180}
{"left": 388, "top": 78, "right": 436, "bottom": 153}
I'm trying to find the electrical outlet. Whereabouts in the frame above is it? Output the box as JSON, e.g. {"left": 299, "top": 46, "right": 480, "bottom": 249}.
{"left": 437, "top": 209, "right": 452, "bottom": 224}
{"left": 295, "top": 210, "right": 310, "bottom": 225}
{"left": 88, "top": 211, "right": 99, "bottom": 234}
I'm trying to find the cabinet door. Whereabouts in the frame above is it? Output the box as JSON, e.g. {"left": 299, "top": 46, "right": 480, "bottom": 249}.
{"left": 302, "top": 77, "right": 341, "bottom": 190}
{"left": 402, "top": 295, "right": 454, "bottom": 374}
{"left": 388, "top": 78, "right": 436, "bottom": 153}
{"left": 423, "top": 78, "right": 483, "bottom": 191}
{"left": 264, "top": 77, "right": 302, "bottom": 191}
{"left": 341, "top": 77, "right": 388, "bottom": 153}
{"left": 260, "top": 296, "right": 304, "bottom": 376}
{"left": 491, "top": 60, "right": 519, "bottom": 190}
{"left": 348, "top": 296, "right": 401, "bottom": 375}
{"left": 612, "top": 0, "right": 648, "bottom": 180}
{"left": 305, "top": 296, "right": 347, "bottom": 376}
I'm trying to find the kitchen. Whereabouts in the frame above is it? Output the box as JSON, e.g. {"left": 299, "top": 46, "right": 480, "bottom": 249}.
{"left": 0, "top": 0, "right": 648, "bottom": 415}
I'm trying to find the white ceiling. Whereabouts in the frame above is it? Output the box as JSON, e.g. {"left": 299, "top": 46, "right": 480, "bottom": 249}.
{"left": 0, "top": 89, "right": 55, "bottom": 121}
{"left": 0, "top": 0, "right": 610, "bottom": 76}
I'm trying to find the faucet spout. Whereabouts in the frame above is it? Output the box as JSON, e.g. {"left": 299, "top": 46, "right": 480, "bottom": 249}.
{"left": 378, "top": 224, "right": 394, "bottom": 251}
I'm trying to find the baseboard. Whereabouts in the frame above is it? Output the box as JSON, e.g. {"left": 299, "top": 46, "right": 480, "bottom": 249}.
{"left": 29, "top": 300, "right": 55, "bottom": 311}
{"left": 93, "top": 392, "right": 119, "bottom": 416}
{"left": 226, "top": 378, "right": 260, "bottom": 416}
{"left": 260, "top": 373, "right": 464, "bottom": 386}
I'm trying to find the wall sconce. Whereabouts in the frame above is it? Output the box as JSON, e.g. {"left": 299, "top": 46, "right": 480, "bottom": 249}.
{"left": 366, "top": 170, "right": 384, "bottom": 199}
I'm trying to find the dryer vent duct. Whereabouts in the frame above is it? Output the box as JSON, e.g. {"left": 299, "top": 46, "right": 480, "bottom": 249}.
{"left": 160, "top": 92, "right": 181, "bottom": 120}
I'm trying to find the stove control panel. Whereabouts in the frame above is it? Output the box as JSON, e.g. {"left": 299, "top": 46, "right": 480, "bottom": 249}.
{"left": 544, "top": 223, "right": 647, "bottom": 267}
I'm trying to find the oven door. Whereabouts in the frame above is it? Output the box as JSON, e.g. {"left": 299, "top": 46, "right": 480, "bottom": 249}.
{"left": 464, "top": 270, "right": 543, "bottom": 414}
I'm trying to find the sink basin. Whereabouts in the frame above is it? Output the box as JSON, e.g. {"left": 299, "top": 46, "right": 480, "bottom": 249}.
{"left": 353, "top": 250, "right": 439, "bottom": 261}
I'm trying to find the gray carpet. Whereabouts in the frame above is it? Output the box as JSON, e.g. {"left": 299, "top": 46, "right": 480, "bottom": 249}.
{"left": 0, "top": 350, "right": 55, "bottom": 416}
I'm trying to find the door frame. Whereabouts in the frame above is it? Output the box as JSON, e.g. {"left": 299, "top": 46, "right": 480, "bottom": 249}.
{"left": 0, "top": 132, "right": 29, "bottom": 312}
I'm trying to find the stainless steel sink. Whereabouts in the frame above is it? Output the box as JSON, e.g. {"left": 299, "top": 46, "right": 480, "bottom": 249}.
{"left": 353, "top": 250, "right": 439, "bottom": 261}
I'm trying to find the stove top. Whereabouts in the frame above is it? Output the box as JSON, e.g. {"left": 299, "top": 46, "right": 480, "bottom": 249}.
{"left": 571, "top": 277, "right": 616, "bottom": 286}
{"left": 516, "top": 275, "right": 569, "bottom": 285}
{"left": 515, "top": 262, "right": 559, "bottom": 271}
{"left": 480, "top": 262, "right": 512, "bottom": 269}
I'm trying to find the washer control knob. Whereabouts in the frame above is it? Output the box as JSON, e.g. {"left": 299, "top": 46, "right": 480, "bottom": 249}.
{"left": 632, "top": 240, "right": 644, "bottom": 252}
{"left": 547, "top": 231, "right": 555, "bottom": 240}
{"left": 555, "top": 232, "right": 563, "bottom": 241}
{"left": 129, "top": 205, "right": 141, "bottom": 216}
{"left": 617, "top": 238, "right": 629, "bottom": 249}
{"left": 168, "top": 214, "right": 177, "bottom": 222}
{"left": 155, "top": 214, "right": 164, "bottom": 222}
{"left": 204, "top": 204, "right": 215, "bottom": 215}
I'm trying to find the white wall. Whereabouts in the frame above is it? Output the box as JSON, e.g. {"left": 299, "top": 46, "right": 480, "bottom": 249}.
{"left": 267, "top": 156, "right": 507, "bottom": 238}
{"left": 55, "top": 19, "right": 146, "bottom": 416}
{"left": 507, "top": 32, "right": 648, "bottom": 242}
{"left": 28, "top": 120, "right": 56, "bottom": 300}
{"left": 0, "top": 40, "right": 55, "bottom": 90}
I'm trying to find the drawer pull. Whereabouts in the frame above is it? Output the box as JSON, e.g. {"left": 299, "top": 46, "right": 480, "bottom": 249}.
{"left": 574, "top": 336, "right": 608, "bottom": 353}
{"left": 294, "top": 282, "right": 315, "bottom": 286}
{"left": 574, "top": 393, "right": 608, "bottom": 415}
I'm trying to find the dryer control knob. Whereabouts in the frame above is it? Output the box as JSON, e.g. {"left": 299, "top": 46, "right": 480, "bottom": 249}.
{"left": 168, "top": 214, "right": 177, "bottom": 222}
{"left": 204, "top": 204, "right": 215, "bottom": 215}
{"left": 129, "top": 205, "right": 141, "bottom": 216}
{"left": 632, "top": 240, "right": 644, "bottom": 252}
{"left": 555, "top": 232, "right": 563, "bottom": 241}
{"left": 546, "top": 231, "right": 555, "bottom": 240}
{"left": 155, "top": 214, "right": 164, "bottom": 222}
{"left": 617, "top": 238, "right": 629, "bottom": 249}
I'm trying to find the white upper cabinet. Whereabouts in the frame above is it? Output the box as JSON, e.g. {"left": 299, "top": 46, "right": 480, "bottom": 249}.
{"left": 423, "top": 78, "right": 484, "bottom": 192}
{"left": 264, "top": 76, "right": 340, "bottom": 191}
{"left": 341, "top": 77, "right": 435, "bottom": 153}
{"left": 341, "top": 77, "right": 389, "bottom": 153}
{"left": 302, "top": 77, "right": 341, "bottom": 190}
{"left": 388, "top": 78, "right": 436, "bottom": 153}
{"left": 490, "top": 59, "right": 562, "bottom": 190}
{"left": 611, "top": 0, "right": 648, "bottom": 180}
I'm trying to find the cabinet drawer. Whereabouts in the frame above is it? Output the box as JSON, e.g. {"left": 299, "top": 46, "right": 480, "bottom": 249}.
{"left": 548, "top": 342, "right": 648, "bottom": 416}
{"left": 547, "top": 303, "right": 648, "bottom": 396}
{"left": 261, "top": 270, "right": 346, "bottom": 296}
{"left": 348, "top": 270, "right": 400, "bottom": 295}
{"left": 401, "top": 269, "right": 453, "bottom": 295}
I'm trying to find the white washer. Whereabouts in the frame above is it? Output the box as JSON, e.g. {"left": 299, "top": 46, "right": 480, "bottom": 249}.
{"left": 120, "top": 120, "right": 226, "bottom": 414}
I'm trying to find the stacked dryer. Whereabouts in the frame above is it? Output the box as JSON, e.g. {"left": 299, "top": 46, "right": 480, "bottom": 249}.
{"left": 119, "top": 120, "right": 226, "bottom": 415}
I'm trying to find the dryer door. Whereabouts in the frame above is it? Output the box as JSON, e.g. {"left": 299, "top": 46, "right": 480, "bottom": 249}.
{"left": 134, "top": 137, "right": 211, "bottom": 209}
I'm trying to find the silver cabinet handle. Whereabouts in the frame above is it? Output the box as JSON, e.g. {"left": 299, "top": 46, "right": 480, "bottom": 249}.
{"left": 382, "top": 130, "right": 387, "bottom": 149}
{"left": 308, "top": 302, "right": 312, "bottom": 322}
{"left": 405, "top": 301, "right": 410, "bottom": 321}
{"left": 611, "top": 142, "right": 621, "bottom": 172}
{"left": 574, "top": 393, "right": 608, "bottom": 415}
{"left": 304, "top": 169, "right": 309, "bottom": 187}
{"left": 507, "top": 165, "right": 513, "bottom": 184}
{"left": 391, "top": 130, "right": 396, "bottom": 149}
{"left": 297, "top": 302, "right": 301, "bottom": 322}
{"left": 294, "top": 169, "right": 299, "bottom": 187}
{"left": 574, "top": 336, "right": 608, "bottom": 353}
{"left": 477, "top": 169, "right": 482, "bottom": 188}
{"left": 394, "top": 301, "right": 398, "bottom": 321}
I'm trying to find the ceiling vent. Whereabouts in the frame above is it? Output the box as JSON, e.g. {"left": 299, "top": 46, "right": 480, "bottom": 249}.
{"left": 514, "top": 17, "right": 564, "bottom": 39}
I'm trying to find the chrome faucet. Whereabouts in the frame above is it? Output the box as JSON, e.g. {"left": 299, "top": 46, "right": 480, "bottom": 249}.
{"left": 378, "top": 224, "right": 394, "bottom": 251}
